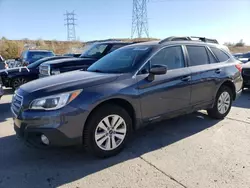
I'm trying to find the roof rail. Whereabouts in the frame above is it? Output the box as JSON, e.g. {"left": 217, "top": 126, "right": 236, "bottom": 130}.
{"left": 190, "top": 36, "right": 218, "bottom": 44}
{"left": 159, "top": 36, "right": 218, "bottom": 44}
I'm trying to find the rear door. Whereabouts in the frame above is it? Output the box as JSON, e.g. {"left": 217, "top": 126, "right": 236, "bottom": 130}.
{"left": 137, "top": 45, "right": 192, "bottom": 121}
{"left": 185, "top": 45, "right": 218, "bottom": 106}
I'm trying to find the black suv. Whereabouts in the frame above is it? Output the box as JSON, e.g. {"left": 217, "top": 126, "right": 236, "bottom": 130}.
{"left": 39, "top": 41, "right": 140, "bottom": 77}
{"left": 12, "top": 36, "right": 243, "bottom": 158}
{"left": 0, "top": 56, "right": 71, "bottom": 89}
{"left": 17, "top": 50, "right": 55, "bottom": 66}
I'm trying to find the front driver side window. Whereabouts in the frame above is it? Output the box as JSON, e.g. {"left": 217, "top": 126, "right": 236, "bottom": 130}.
{"left": 150, "top": 46, "right": 185, "bottom": 70}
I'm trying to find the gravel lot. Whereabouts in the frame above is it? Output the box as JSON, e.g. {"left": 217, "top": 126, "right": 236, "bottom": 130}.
{"left": 0, "top": 88, "right": 250, "bottom": 188}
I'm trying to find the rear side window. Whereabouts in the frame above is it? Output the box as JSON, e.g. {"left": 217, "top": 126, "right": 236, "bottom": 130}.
{"left": 186, "top": 46, "right": 209, "bottom": 66}
{"left": 207, "top": 49, "right": 217, "bottom": 64}
{"left": 210, "top": 47, "right": 230, "bottom": 62}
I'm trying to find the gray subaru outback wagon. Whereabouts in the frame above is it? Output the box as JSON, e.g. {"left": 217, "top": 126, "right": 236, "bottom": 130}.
{"left": 12, "top": 36, "right": 243, "bottom": 158}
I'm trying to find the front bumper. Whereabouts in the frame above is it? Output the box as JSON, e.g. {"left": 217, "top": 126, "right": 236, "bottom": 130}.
{"left": 13, "top": 107, "right": 88, "bottom": 148}
{"left": 14, "top": 122, "right": 79, "bottom": 148}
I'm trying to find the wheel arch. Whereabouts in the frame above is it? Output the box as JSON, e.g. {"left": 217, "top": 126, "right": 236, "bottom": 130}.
{"left": 217, "top": 80, "right": 236, "bottom": 100}
{"left": 83, "top": 98, "right": 137, "bottom": 133}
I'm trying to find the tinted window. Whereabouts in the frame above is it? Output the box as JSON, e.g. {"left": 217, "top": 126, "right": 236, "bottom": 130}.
{"left": 87, "top": 46, "right": 152, "bottom": 73}
{"left": 210, "top": 47, "right": 230, "bottom": 62}
{"left": 150, "top": 46, "right": 185, "bottom": 70}
{"left": 27, "top": 51, "right": 54, "bottom": 62}
{"left": 80, "top": 44, "right": 108, "bottom": 58}
{"left": 21, "top": 51, "right": 27, "bottom": 59}
{"left": 109, "top": 44, "right": 126, "bottom": 52}
{"left": 186, "top": 46, "right": 209, "bottom": 66}
{"left": 207, "top": 49, "right": 217, "bottom": 63}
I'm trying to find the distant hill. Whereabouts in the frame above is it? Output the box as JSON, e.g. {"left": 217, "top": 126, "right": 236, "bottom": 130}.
{"left": 0, "top": 37, "right": 249, "bottom": 59}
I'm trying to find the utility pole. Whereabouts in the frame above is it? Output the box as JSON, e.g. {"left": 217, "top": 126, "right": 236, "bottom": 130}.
{"left": 131, "top": 0, "right": 149, "bottom": 39}
{"left": 64, "top": 11, "right": 77, "bottom": 41}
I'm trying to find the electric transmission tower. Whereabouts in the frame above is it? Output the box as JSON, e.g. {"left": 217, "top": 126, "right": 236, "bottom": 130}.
{"left": 131, "top": 0, "right": 149, "bottom": 38}
{"left": 64, "top": 11, "right": 77, "bottom": 41}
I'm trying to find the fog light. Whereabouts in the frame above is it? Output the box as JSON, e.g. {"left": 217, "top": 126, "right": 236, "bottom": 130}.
{"left": 41, "top": 134, "right": 49, "bottom": 145}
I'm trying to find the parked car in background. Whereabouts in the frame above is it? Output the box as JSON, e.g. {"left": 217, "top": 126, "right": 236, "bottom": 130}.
{"left": 0, "top": 56, "right": 71, "bottom": 89}
{"left": 63, "top": 53, "right": 81, "bottom": 58}
{"left": 241, "top": 62, "right": 250, "bottom": 89}
{"left": 235, "top": 52, "right": 250, "bottom": 63}
{"left": 233, "top": 53, "right": 243, "bottom": 59}
{"left": 39, "top": 41, "right": 141, "bottom": 77}
{"left": 12, "top": 36, "right": 242, "bottom": 158}
{"left": 16, "top": 50, "right": 55, "bottom": 67}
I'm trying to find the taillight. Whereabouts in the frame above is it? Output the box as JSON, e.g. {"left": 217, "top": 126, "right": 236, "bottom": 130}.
{"left": 235, "top": 64, "right": 242, "bottom": 72}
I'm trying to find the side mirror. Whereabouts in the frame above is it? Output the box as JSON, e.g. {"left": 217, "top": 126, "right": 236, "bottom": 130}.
{"left": 147, "top": 64, "right": 167, "bottom": 81}
{"left": 149, "top": 65, "right": 167, "bottom": 75}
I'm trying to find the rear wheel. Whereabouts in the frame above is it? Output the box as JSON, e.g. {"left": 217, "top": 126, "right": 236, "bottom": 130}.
{"left": 83, "top": 104, "right": 132, "bottom": 158}
{"left": 12, "top": 77, "right": 28, "bottom": 90}
{"left": 207, "top": 86, "right": 233, "bottom": 119}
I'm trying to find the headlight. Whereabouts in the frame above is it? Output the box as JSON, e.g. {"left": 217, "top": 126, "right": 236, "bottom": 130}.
{"left": 30, "top": 90, "right": 82, "bottom": 110}
{"left": 51, "top": 69, "right": 60, "bottom": 75}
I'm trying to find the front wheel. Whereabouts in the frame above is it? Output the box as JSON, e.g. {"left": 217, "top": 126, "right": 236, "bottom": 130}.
{"left": 12, "top": 77, "right": 28, "bottom": 90}
{"left": 207, "top": 86, "right": 233, "bottom": 119}
{"left": 83, "top": 104, "right": 132, "bottom": 158}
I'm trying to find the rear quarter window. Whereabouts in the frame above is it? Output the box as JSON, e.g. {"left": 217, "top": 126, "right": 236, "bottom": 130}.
{"left": 210, "top": 47, "right": 230, "bottom": 62}
{"left": 186, "top": 46, "right": 209, "bottom": 66}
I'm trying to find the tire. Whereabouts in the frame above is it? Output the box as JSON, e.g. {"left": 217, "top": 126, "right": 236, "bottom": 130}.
{"left": 83, "top": 104, "right": 132, "bottom": 158}
{"left": 12, "top": 77, "right": 28, "bottom": 90}
{"left": 207, "top": 86, "right": 233, "bottom": 119}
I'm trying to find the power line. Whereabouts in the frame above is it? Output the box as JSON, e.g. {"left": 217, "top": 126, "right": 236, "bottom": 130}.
{"left": 131, "top": 0, "right": 149, "bottom": 39}
{"left": 64, "top": 11, "right": 77, "bottom": 41}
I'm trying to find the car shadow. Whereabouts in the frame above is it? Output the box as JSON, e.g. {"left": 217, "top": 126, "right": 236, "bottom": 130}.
{"left": 232, "top": 89, "right": 250, "bottom": 108}
{"left": 0, "top": 111, "right": 220, "bottom": 188}
{"left": 3, "top": 88, "right": 14, "bottom": 95}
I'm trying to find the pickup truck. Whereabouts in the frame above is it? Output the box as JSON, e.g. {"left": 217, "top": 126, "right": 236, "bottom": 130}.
{"left": 39, "top": 41, "right": 138, "bottom": 77}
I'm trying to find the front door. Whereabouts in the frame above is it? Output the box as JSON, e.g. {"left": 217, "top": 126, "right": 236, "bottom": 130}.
{"left": 136, "top": 45, "right": 192, "bottom": 122}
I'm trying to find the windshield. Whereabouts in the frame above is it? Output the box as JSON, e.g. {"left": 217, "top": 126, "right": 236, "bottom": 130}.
{"left": 27, "top": 51, "right": 55, "bottom": 62}
{"left": 87, "top": 46, "right": 152, "bottom": 73}
{"left": 80, "top": 44, "right": 108, "bottom": 58}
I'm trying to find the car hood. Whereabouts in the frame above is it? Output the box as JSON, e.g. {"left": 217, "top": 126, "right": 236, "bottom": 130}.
{"left": 20, "top": 70, "right": 119, "bottom": 95}
{"left": 42, "top": 57, "right": 96, "bottom": 66}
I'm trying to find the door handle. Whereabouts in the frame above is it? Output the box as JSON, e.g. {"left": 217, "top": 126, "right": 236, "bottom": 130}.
{"left": 181, "top": 75, "right": 191, "bottom": 81}
{"left": 215, "top": 69, "right": 221, "bottom": 74}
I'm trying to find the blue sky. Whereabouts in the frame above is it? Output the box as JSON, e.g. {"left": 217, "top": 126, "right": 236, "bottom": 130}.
{"left": 0, "top": 0, "right": 249, "bottom": 44}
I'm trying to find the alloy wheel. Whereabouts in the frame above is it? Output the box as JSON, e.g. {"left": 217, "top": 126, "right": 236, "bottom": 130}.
{"left": 13, "top": 78, "right": 27, "bottom": 89}
{"left": 94, "top": 114, "right": 127, "bottom": 151}
{"left": 217, "top": 91, "right": 230, "bottom": 114}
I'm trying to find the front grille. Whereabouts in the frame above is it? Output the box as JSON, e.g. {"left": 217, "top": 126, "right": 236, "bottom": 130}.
{"left": 242, "top": 69, "right": 250, "bottom": 76}
{"left": 11, "top": 93, "right": 23, "bottom": 116}
{"left": 39, "top": 65, "right": 50, "bottom": 76}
